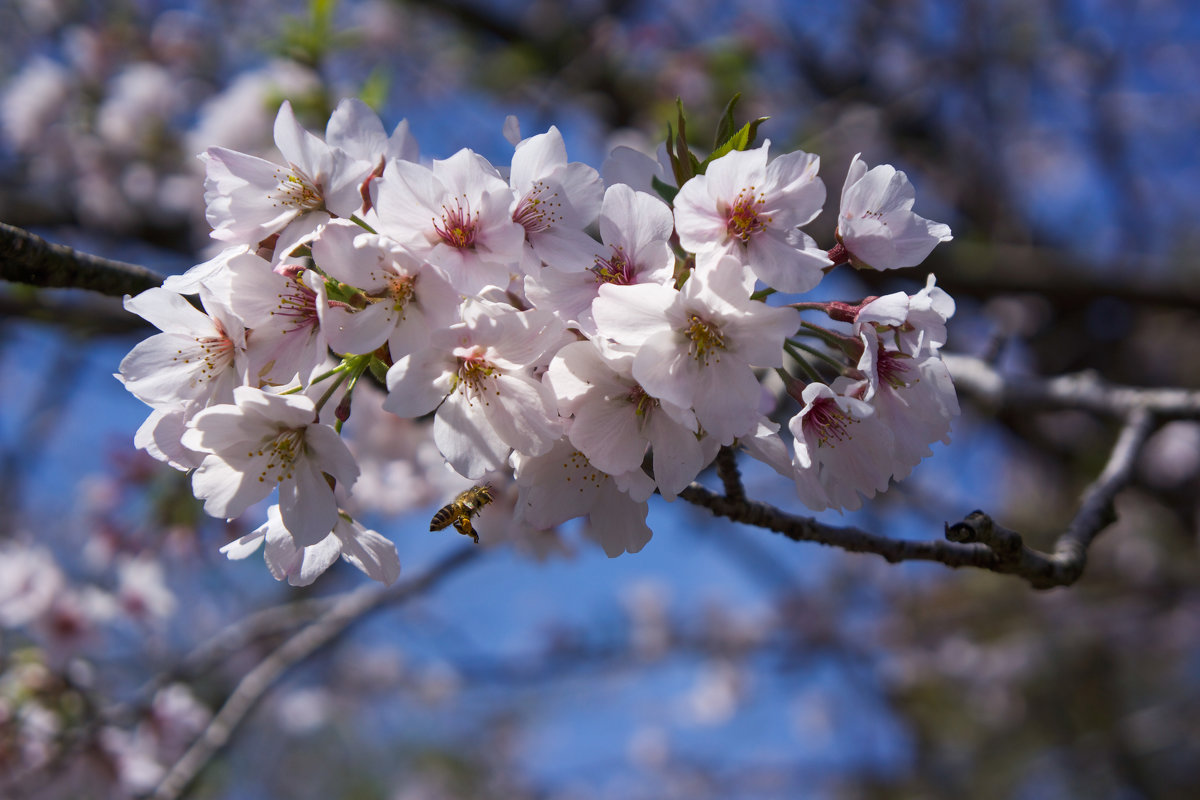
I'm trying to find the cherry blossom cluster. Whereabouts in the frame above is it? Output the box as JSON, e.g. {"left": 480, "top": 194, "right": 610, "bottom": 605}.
{"left": 118, "top": 98, "right": 957, "bottom": 585}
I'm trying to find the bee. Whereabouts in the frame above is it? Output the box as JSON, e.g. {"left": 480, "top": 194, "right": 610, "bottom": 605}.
{"left": 429, "top": 484, "right": 495, "bottom": 544}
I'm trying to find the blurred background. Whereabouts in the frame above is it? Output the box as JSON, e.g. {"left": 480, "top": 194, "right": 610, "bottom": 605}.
{"left": 2, "top": 0, "right": 1200, "bottom": 798}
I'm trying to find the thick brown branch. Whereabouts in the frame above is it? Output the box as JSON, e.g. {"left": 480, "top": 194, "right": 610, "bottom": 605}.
{"left": 946, "top": 407, "right": 1154, "bottom": 588}
{"left": 683, "top": 406, "right": 1156, "bottom": 590}
{"left": 0, "top": 221, "right": 163, "bottom": 298}
{"left": 714, "top": 445, "right": 744, "bottom": 502}
{"left": 680, "top": 483, "right": 1001, "bottom": 569}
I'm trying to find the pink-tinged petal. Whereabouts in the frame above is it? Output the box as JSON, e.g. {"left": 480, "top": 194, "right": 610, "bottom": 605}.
{"left": 631, "top": 335, "right": 695, "bottom": 410}
{"left": 763, "top": 149, "right": 825, "bottom": 227}
{"left": 545, "top": 341, "right": 626, "bottom": 415}
{"left": 691, "top": 362, "right": 761, "bottom": 444}
{"left": 190, "top": 453, "right": 272, "bottom": 520}
{"left": 645, "top": 411, "right": 704, "bottom": 498}
{"left": 278, "top": 458, "right": 339, "bottom": 546}
{"left": 123, "top": 287, "right": 217, "bottom": 336}
{"left": 272, "top": 211, "right": 328, "bottom": 262}
{"left": 530, "top": 224, "right": 601, "bottom": 273}
{"left": 840, "top": 153, "right": 869, "bottom": 210}
{"left": 434, "top": 391, "right": 510, "bottom": 479}
{"left": 181, "top": 404, "right": 265, "bottom": 453}
{"left": 325, "top": 98, "right": 386, "bottom": 162}
{"left": 566, "top": 394, "right": 644, "bottom": 476}
{"left": 673, "top": 175, "right": 729, "bottom": 251}
{"left": 304, "top": 423, "right": 360, "bottom": 486}
{"left": 135, "top": 406, "right": 203, "bottom": 471}
{"left": 555, "top": 161, "right": 604, "bottom": 223}
{"left": 743, "top": 229, "right": 829, "bottom": 294}
{"left": 857, "top": 291, "right": 910, "bottom": 327}
{"left": 264, "top": 523, "right": 340, "bottom": 586}
{"left": 600, "top": 184, "right": 674, "bottom": 265}
{"left": 201, "top": 147, "right": 298, "bottom": 243}
{"left": 704, "top": 144, "right": 769, "bottom": 200}
{"left": 583, "top": 483, "right": 651, "bottom": 557}
{"left": 486, "top": 373, "right": 559, "bottom": 457}
{"left": 325, "top": 301, "right": 394, "bottom": 356}
{"left": 383, "top": 352, "right": 452, "bottom": 417}
{"left": 593, "top": 283, "right": 677, "bottom": 346}
{"left": 738, "top": 419, "right": 793, "bottom": 479}
{"left": 515, "top": 442, "right": 603, "bottom": 528}
{"left": 273, "top": 101, "right": 330, "bottom": 180}
{"left": 218, "top": 528, "right": 265, "bottom": 560}
{"left": 510, "top": 127, "right": 568, "bottom": 193}
{"left": 333, "top": 518, "right": 401, "bottom": 585}
{"left": 322, "top": 148, "right": 373, "bottom": 218}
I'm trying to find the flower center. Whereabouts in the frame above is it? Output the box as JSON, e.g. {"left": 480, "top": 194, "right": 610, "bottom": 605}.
{"left": 182, "top": 331, "right": 235, "bottom": 388}
{"left": 561, "top": 448, "right": 604, "bottom": 494}
{"left": 876, "top": 345, "right": 915, "bottom": 391}
{"left": 627, "top": 384, "right": 658, "bottom": 418}
{"left": 513, "top": 181, "right": 562, "bottom": 235}
{"left": 270, "top": 275, "right": 320, "bottom": 336}
{"left": 685, "top": 313, "right": 725, "bottom": 365}
{"left": 450, "top": 347, "right": 498, "bottom": 405}
{"left": 434, "top": 196, "right": 479, "bottom": 249}
{"left": 591, "top": 246, "right": 635, "bottom": 285}
{"left": 725, "top": 186, "right": 769, "bottom": 242}
{"left": 802, "top": 397, "right": 855, "bottom": 448}
{"left": 254, "top": 428, "right": 304, "bottom": 484}
{"left": 273, "top": 167, "right": 324, "bottom": 212}
{"left": 385, "top": 273, "right": 417, "bottom": 316}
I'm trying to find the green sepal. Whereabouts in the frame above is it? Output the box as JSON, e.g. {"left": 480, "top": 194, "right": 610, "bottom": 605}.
{"left": 368, "top": 356, "right": 390, "bottom": 385}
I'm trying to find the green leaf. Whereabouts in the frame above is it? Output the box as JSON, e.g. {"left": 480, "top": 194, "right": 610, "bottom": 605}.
{"left": 650, "top": 175, "right": 678, "bottom": 205}
{"left": 713, "top": 93, "right": 742, "bottom": 151}
{"left": 700, "top": 115, "right": 771, "bottom": 171}
{"left": 359, "top": 68, "right": 389, "bottom": 110}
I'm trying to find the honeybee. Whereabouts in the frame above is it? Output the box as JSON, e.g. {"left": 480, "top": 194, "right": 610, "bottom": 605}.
{"left": 429, "top": 484, "right": 495, "bottom": 544}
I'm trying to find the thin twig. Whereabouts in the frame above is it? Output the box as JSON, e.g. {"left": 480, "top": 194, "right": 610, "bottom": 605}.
{"left": 149, "top": 547, "right": 481, "bottom": 800}
{"left": 0, "top": 221, "right": 163, "bottom": 297}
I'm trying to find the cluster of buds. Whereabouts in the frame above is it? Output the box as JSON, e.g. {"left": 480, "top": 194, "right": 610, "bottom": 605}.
{"left": 118, "top": 97, "right": 956, "bottom": 585}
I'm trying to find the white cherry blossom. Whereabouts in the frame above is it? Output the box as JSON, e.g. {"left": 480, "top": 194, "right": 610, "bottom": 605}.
{"left": 310, "top": 219, "right": 460, "bottom": 358}
{"left": 836, "top": 153, "right": 952, "bottom": 270}
{"left": 371, "top": 148, "right": 525, "bottom": 295}
{"left": 788, "top": 381, "right": 894, "bottom": 512}
{"left": 592, "top": 255, "right": 800, "bottom": 444}
{"left": 509, "top": 125, "right": 603, "bottom": 272}
{"left": 118, "top": 286, "right": 246, "bottom": 409}
{"left": 526, "top": 182, "right": 675, "bottom": 332}
{"left": 673, "top": 143, "right": 831, "bottom": 293}
{"left": 225, "top": 255, "right": 330, "bottom": 386}
{"left": 383, "top": 299, "right": 565, "bottom": 479}
{"left": 513, "top": 438, "right": 654, "bottom": 558}
{"left": 181, "top": 386, "right": 359, "bottom": 545}
{"left": 200, "top": 100, "right": 374, "bottom": 260}
{"left": 546, "top": 339, "right": 703, "bottom": 498}
{"left": 221, "top": 504, "right": 400, "bottom": 586}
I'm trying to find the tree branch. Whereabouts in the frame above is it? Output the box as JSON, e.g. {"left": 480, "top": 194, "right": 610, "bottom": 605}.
{"left": 149, "top": 546, "right": 481, "bottom": 800}
{"left": 943, "top": 353, "right": 1200, "bottom": 419}
{"left": 945, "top": 407, "right": 1154, "bottom": 588}
{"left": 0, "top": 221, "right": 163, "bottom": 298}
